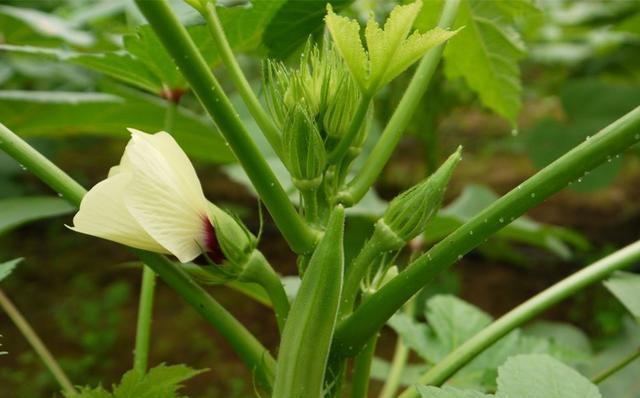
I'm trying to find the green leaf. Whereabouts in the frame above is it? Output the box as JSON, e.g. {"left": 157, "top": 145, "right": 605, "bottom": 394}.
{"left": 388, "top": 295, "right": 492, "bottom": 365}
{"left": 196, "top": 0, "right": 292, "bottom": 63}
{"left": 0, "top": 44, "right": 161, "bottom": 94}
{"left": 326, "top": 1, "right": 456, "bottom": 92}
{"left": 417, "top": 385, "right": 492, "bottom": 398}
{"left": 427, "top": 295, "right": 492, "bottom": 360}
{"left": 524, "top": 321, "right": 592, "bottom": 363}
{"left": 0, "top": 5, "right": 94, "bottom": 47}
{"left": 390, "top": 295, "right": 580, "bottom": 391}
{"left": 68, "top": 386, "right": 112, "bottom": 398}
{"left": 0, "top": 196, "right": 74, "bottom": 235}
{"left": 68, "top": 364, "right": 205, "bottom": 398}
{"left": 324, "top": 5, "right": 368, "bottom": 89}
{"left": 443, "top": 0, "right": 527, "bottom": 123}
{"left": 365, "top": 1, "right": 456, "bottom": 88}
{"left": 113, "top": 364, "right": 204, "bottom": 398}
{"left": 0, "top": 89, "right": 235, "bottom": 163}
{"left": 123, "top": 26, "right": 185, "bottom": 91}
{"left": 262, "top": 0, "right": 352, "bottom": 59}
{"left": 604, "top": 271, "right": 640, "bottom": 322}
{"left": 496, "top": 354, "right": 601, "bottom": 398}
{"left": 0, "top": 258, "right": 23, "bottom": 283}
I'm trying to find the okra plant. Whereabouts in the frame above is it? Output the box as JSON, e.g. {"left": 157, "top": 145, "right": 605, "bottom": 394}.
{"left": 1, "top": 0, "right": 640, "bottom": 397}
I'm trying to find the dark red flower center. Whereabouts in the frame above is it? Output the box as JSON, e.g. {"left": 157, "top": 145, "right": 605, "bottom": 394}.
{"left": 203, "top": 217, "right": 225, "bottom": 264}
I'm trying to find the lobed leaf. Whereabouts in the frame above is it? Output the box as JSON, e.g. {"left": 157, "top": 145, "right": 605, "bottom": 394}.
{"left": 67, "top": 363, "right": 205, "bottom": 398}
{"left": 496, "top": 354, "right": 601, "bottom": 398}
{"left": 324, "top": 5, "right": 368, "bottom": 90}
{"left": 443, "top": 0, "right": 527, "bottom": 124}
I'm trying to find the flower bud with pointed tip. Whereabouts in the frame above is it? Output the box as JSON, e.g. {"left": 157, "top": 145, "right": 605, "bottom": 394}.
{"left": 207, "top": 203, "right": 257, "bottom": 268}
{"left": 380, "top": 147, "right": 461, "bottom": 244}
{"left": 282, "top": 105, "right": 326, "bottom": 189}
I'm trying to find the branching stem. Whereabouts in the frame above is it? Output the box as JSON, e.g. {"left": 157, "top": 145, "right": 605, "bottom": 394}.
{"left": 397, "top": 239, "right": 640, "bottom": 398}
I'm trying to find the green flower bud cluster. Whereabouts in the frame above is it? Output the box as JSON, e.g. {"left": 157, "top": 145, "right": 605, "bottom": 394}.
{"left": 265, "top": 42, "right": 364, "bottom": 154}
{"left": 380, "top": 147, "right": 462, "bottom": 245}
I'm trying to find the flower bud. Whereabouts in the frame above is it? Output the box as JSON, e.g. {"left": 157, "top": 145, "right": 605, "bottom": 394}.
{"left": 381, "top": 147, "right": 461, "bottom": 244}
{"left": 207, "top": 203, "right": 256, "bottom": 268}
{"left": 281, "top": 105, "right": 326, "bottom": 189}
{"left": 364, "top": 265, "right": 399, "bottom": 296}
{"left": 264, "top": 42, "right": 361, "bottom": 143}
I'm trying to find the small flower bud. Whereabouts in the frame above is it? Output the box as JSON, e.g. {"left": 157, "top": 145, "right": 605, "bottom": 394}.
{"left": 381, "top": 147, "right": 461, "bottom": 244}
{"left": 364, "top": 265, "right": 399, "bottom": 296}
{"left": 207, "top": 203, "right": 256, "bottom": 268}
{"left": 282, "top": 105, "right": 326, "bottom": 189}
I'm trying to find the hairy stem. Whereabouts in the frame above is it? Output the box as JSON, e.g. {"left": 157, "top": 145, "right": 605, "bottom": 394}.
{"left": 200, "top": 2, "right": 282, "bottom": 156}
{"left": 333, "top": 106, "right": 640, "bottom": 357}
{"left": 340, "top": 0, "right": 461, "bottom": 205}
{"left": 134, "top": 0, "right": 317, "bottom": 254}
{"left": 397, "top": 239, "right": 640, "bottom": 398}
{"left": 0, "top": 122, "right": 276, "bottom": 388}
{"left": 0, "top": 289, "right": 76, "bottom": 396}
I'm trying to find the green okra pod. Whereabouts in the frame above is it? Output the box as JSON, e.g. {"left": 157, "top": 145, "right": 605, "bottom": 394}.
{"left": 272, "top": 206, "right": 345, "bottom": 398}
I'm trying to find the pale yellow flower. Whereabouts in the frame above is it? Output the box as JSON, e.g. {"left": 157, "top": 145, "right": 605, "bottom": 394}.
{"left": 70, "top": 129, "right": 217, "bottom": 263}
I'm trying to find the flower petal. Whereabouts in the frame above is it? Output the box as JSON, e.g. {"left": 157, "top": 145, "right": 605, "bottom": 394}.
{"left": 69, "top": 172, "right": 167, "bottom": 253}
{"left": 121, "top": 129, "right": 209, "bottom": 263}
{"left": 124, "top": 129, "right": 208, "bottom": 215}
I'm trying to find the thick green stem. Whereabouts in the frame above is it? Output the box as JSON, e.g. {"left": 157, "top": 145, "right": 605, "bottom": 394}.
{"left": 0, "top": 289, "right": 76, "bottom": 396}
{"left": 333, "top": 106, "right": 640, "bottom": 357}
{"left": 339, "top": 0, "right": 460, "bottom": 206}
{"left": 328, "top": 95, "right": 372, "bottom": 164}
{"left": 0, "top": 122, "right": 276, "bottom": 388}
{"left": 396, "top": 239, "right": 640, "bottom": 398}
{"left": 240, "top": 251, "right": 290, "bottom": 333}
{"left": 350, "top": 336, "right": 378, "bottom": 398}
{"left": 592, "top": 347, "right": 640, "bottom": 385}
{"left": 133, "top": 266, "right": 156, "bottom": 373}
{"left": 134, "top": 0, "right": 316, "bottom": 254}
{"left": 200, "top": 2, "right": 282, "bottom": 156}
{"left": 0, "top": 123, "right": 85, "bottom": 204}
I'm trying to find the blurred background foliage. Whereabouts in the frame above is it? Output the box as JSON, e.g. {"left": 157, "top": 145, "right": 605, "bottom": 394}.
{"left": 0, "top": 0, "right": 639, "bottom": 396}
